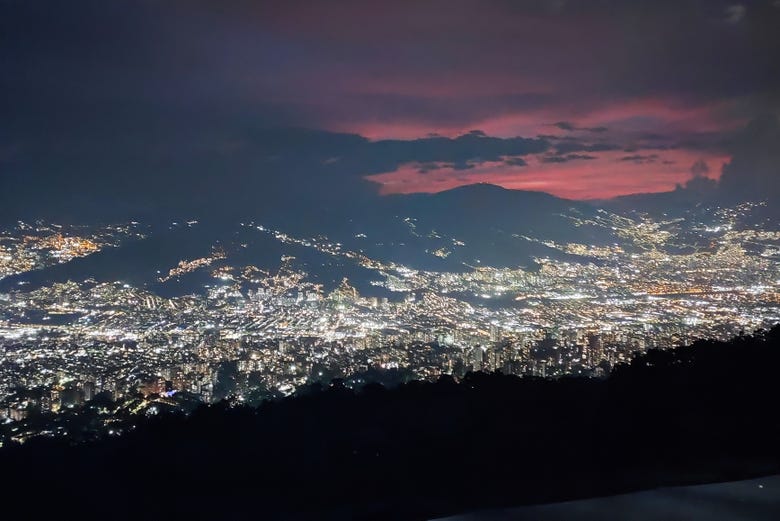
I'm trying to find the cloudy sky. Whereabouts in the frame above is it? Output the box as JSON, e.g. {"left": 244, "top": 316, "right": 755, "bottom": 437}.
{"left": 2, "top": 0, "right": 779, "bottom": 204}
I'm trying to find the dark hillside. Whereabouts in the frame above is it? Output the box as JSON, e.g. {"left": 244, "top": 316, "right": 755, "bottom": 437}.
{"left": 2, "top": 327, "right": 779, "bottom": 520}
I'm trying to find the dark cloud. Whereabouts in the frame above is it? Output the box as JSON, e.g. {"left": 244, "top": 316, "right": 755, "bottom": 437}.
{"left": 718, "top": 115, "right": 780, "bottom": 202}
{"left": 621, "top": 130, "right": 734, "bottom": 154}
{"left": 351, "top": 132, "right": 549, "bottom": 172}
{"left": 537, "top": 134, "right": 579, "bottom": 141}
{"left": 504, "top": 157, "right": 529, "bottom": 166}
{"left": 555, "top": 142, "right": 621, "bottom": 154}
{"left": 3, "top": 0, "right": 778, "bottom": 135}
{"left": 416, "top": 160, "right": 478, "bottom": 173}
{"left": 684, "top": 175, "right": 718, "bottom": 194}
{"left": 541, "top": 153, "right": 599, "bottom": 163}
{"left": 620, "top": 154, "right": 660, "bottom": 164}
{"left": 680, "top": 159, "right": 718, "bottom": 193}
{"left": 553, "top": 121, "right": 576, "bottom": 131}
{"left": 416, "top": 162, "right": 452, "bottom": 173}
{"left": 316, "top": 93, "right": 555, "bottom": 130}
{"left": 553, "top": 122, "right": 609, "bottom": 133}
{"left": 0, "top": 125, "right": 550, "bottom": 222}
{"left": 724, "top": 4, "right": 746, "bottom": 24}
{"left": 690, "top": 159, "right": 710, "bottom": 177}
{"left": 0, "top": 0, "right": 777, "bottom": 212}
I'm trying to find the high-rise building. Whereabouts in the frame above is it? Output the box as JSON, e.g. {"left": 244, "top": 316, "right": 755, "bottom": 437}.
{"left": 83, "top": 381, "right": 96, "bottom": 402}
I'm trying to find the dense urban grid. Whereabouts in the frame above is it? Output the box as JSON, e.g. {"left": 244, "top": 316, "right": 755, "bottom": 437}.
{"left": 1, "top": 201, "right": 778, "bottom": 445}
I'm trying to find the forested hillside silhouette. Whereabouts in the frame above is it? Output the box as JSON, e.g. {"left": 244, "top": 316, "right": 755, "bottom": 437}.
{"left": 3, "top": 327, "right": 779, "bottom": 520}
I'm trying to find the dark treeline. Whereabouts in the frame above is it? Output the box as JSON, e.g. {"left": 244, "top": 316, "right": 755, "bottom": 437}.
{"left": 3, "top": 327, "right": 780, "bottom": 520}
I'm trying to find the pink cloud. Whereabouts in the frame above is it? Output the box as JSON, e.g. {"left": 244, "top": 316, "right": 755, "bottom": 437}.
{"left": 367, "top": 149, "right": 731, "bottom": 200}
{"left": 335, "top": 97, "right": 740, "bottom": 141}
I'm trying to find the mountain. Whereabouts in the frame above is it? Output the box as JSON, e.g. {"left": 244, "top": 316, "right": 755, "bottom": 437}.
{"left": 1, "top": 184, "right": 616, "bottom": 294}
{"left": 340, "top": 184, "right": 612, "bottom": 270}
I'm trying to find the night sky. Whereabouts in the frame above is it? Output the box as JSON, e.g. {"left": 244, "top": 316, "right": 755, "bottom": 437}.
{"left": 2, "top": 0, "right": 779, "bottom": 208}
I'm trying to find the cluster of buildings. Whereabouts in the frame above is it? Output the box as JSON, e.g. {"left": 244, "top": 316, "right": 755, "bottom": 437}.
{"left": 0, "top": 221, "right": 144, "bottom": 279}
{"left": 0, "top": 202, "right": 778, "bottom": 444}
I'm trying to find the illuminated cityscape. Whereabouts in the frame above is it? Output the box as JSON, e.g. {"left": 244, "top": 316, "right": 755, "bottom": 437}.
{"left": 1, "top": 200, "right": 777, "bottom": 444}
{"left": 3, "top": 2, "right": 780, "bottom": 519}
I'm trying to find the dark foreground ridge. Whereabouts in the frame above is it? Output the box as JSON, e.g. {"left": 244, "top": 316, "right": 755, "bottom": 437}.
{"left": 3, "top": 327, "right": 780, "bottom": 520}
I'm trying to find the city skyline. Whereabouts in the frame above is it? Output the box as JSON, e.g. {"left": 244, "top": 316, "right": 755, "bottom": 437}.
{"left": 2, "top": 195, "right": 779, "bottom": 441}
{"left": 1, "top": 0, "right": 779, "bottom": 469}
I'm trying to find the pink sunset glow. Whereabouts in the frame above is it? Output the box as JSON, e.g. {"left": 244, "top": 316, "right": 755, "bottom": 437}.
{"left": 367, "top": 149, "right": 731, "bottom": 200}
